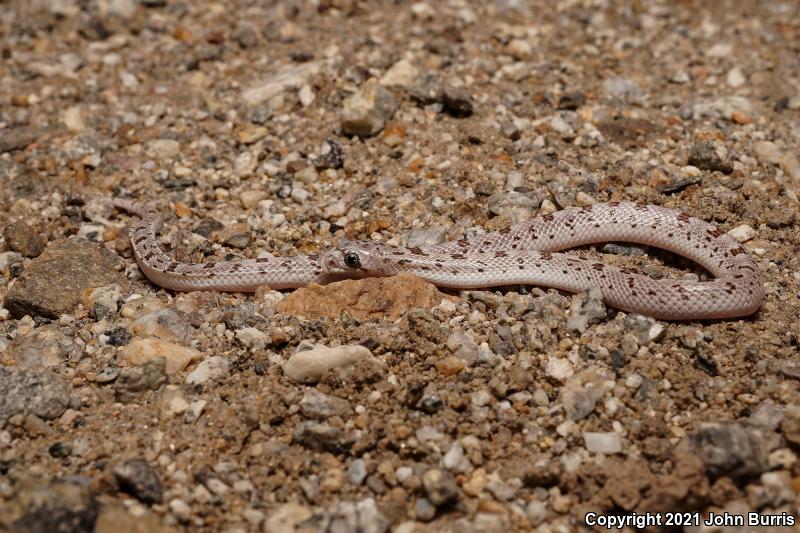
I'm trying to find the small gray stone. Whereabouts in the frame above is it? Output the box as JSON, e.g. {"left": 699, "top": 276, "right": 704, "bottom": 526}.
{"left": 114, "top": 357, "right": 167, "bottom": 403}
{"left": 405, "top": 226, "right": 446, "bottom": 248}
{"left": 561, "top": 370, "right": 614, "bottom": 421}
{"left": 6, "top": 324, "right": 82, "bottom": 369}
{"left": 414, "top": 497, "right": 436, "bottom": 521}
{"left": 566, "top": 287, "right": 607, "bottom": 333}
{"left": 347, "top": 459, "right": 368, "bottom": 485}
{"left": 0, "top": 126, "right": 42, "bottom": 153}
{"left": 113, "top": 458, "right": 163, "bottom": 504}
{"left": 583, "top": 431, "right": 623, "bottom": 454}
{"left": 185, "top": 356, "right": 230, "bottom": 385}
{"left": 146, "top": 138, "right": 180, "bottom": 159}
{"left": 341, "top": 78, "right": 397, "bottom": 137}
{"left": 293, "top": 421, "right": 356, "bottom": 454}
{"left": 0, "top": 367, "right": 71, "bottom": 425}
{"left": 443, "top": 442, "right": 470, "bottom": 473}
{"left": 603, "top": 77, "right": 644, "bottom": 103}
{"left": 10, "top": 479, "right": 98, "bottom": 532}
{"left": 688, "top": 141, "right": 734, "bottom": 174}
{"left": 283, "top": 345, "right": 382, "bottom": 384}
{"left": 299, "top": 389, "right": 353, "bottom": 420}
{"left": 410, "top": 73, "right": 445, "bottom": 105}
{"left": 442, "top": 85, "right": 473, "bottom": 117}
{"left": 487, "top": 191, "right": 540, "bottom": 223}
{"left": 688, "top": 422, "right": 770, "bottom": 479}
{"left": 526, "top": 500, "right": 548, "bottom": 525}
{"left": 4, "top": 220, "right": 45, "bottom": 257}
{"left": 241, "top": 62, "right": 321, "bottom": 106}
{"left": 313, "top": 139, "right": 344, "bottom": 170}
{"left": 446, "top": 330, "right": 479, "bottom": 365}
{"left": 422, "top": 468, "right": 459, "bottom": 506}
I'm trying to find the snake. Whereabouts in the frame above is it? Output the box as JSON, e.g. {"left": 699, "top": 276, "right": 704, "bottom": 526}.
{"left": 112, "top": 199, "right": 333, "bottom": 291}
{"left": 320, "top": 202, "right": 764, "bottom": 320}
{"left": 113, "top": 199, "right": 763, "bottom": 320}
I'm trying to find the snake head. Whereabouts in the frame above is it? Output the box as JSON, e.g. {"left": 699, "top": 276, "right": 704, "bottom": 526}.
{"left": 319, "top": 240, "right": 392, "bottom": 276}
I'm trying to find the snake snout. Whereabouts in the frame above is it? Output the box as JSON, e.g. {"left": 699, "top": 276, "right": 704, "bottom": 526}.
{"left": 319, "top": 250, "right": 345, "bottom": 273}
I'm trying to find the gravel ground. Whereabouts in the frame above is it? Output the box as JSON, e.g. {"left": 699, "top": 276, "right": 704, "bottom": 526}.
{"left": 1, "top": 1, "right": 800, "bottom": 532}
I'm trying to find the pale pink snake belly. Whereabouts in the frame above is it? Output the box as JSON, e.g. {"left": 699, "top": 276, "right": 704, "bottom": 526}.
{"left": 114, "top": 199, "right": 763, "bottom": 320}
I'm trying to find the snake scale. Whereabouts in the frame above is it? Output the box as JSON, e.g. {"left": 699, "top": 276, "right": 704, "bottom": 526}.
{"left": 113, "top": 199, "right": 763, "bottom": 320}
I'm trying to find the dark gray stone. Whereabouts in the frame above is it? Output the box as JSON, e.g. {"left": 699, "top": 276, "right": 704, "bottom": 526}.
{"left": 113, "top": 458, "right": 163, "bottom": 504}
{"left": 0, "top": 367, "right": 70, "bottom": 426}
{"left": 4, "top": 237, "right": 127, "bottom": 319}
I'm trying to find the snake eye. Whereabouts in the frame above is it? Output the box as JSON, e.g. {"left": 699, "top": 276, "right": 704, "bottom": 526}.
{"left": 344, "top": 252, "right": 361, "bottom": 269}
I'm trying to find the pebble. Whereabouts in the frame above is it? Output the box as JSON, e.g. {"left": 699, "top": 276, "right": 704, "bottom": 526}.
{"left": 168, "top": 498, "right": 192, "bottom": 522}
{"left": 545, "top": 357, "right": 574, "bottom": 382}
{"left": 118, "top": 338, "right": 203, "bottom": 375}
{"left": 583, "top": 431, "right": 623, "bottom": 454}
{"left": 728, "top": 224, "right": 756, "bottom": 243}
{"left": 561, "top": 369, "right": 614, "bottom": 421}
{"left": 185, "top": 356, "right": 231, "bottom": 385}
{"left": 446, "top": 329, "right": 480, "bottom": 365}
{"left": 293, "top": 421, "right": 356, "bottom": 454}
{"left": 0, "top": 126, "right": 42, "bottom": 153}
{"left": 82, "top": 284, "right": 122, "bottom": 320}
{"left": 299, "top": 389, "right": 353, "bottom": 419}
{"left": 7, "top": 479, "right": 98, "bottom": 532}
{"left": 726, "top": 66, "right": 746, "bottom": 88}
{"left": 623, "top": 314, "right": 665, "bottom": 345}
{"left": 566, "top": 287, "right": 607, "bottom": 333}
{"left": 313, "top": 139, "right": 344, "bottom": 170}
{"left": 284, "top": 345, "right": 383, "bottom": 384}
{"left": 235, "top": 326, "right": 268, "bottom": 350}
{"left": 380, "top": 59, "right": 418, "bottom": 88}
{"left": 443, "top": 442, "right": 471, "bottom": 473}
{"left": 242, "top": 508, "right": 265, "bottom": 526}
{"left": 414, "top": 498, "right": 436, "bottom": 521}
{"left": 6, "top": 324, "right": 82, "bottom": 369}
{"left": 340, "top": 78, "right": 398, "bottom": 137}
{"left": 239, "top": 190, "right": 267, "bottom": 209}
{"left": 410, "top": 72, "right": 445, "bottom": 105}
{"left": 130, "top": 309, "right": 193, "bottom": 343}
{"left": 487, "top": 191, "right": 540, "bottom": 222}
{"left": 120, "top": 296, "right": 166, "bottom": 319}
{"left": 298, "top": 84, "right": 315, "bottom": 107}
{"left": 262, "top": 502, "right": 312, "bottom": 532}
{"left": 347, "top": 459, "right": 368, "bottom": 485}
{"left": 688, "top": 140, "right": 734, "bottom": 174}
{"left": 688, "top": 422, "right": 769, "bottom": 478}
{"left": 114, "top": 358, "right": 167, "bottom": 402}
{"left": 0, "top": 251, "right": 23, "bottom": 273}
{"left": 507, "top": 38, "right": 532, "bottom": 59}
{"left": 754, "top": 141, "right": 783, "bottom": 166}
{"left": 113, "top": 458, "right": 163, "bottom": 504}
{"left": 603, "top": 77, "right": 644, "bottom": 103}
{"left": 146, "top": 139, "right": 180, "bottom": 159}
{"left": 526, "top": 500, "right": 548, "bottom": 525}
{"left": 422, "top": 468, "right": 459, "bottom": 506}
{"left": 3, "top": 221, "right": 45, "bottom": 257}
{"left": 0, "top": 367, "right": 71, "bottom": 424}
{"left": 241, "top": 61, "right": 321, "bottom": 106}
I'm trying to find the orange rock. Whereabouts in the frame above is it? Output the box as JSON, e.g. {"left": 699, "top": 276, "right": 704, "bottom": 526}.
{"left": 277, "top": 274, "right": 456, "bottom": 320}
{"left": 174, "top": 202, "right": 193, "bottom": 218}
{"left": 435, "top": 356, "right": 466, "bottom": 376}
{"left": 730, "top": 111, "right": 752, "bottom": 125}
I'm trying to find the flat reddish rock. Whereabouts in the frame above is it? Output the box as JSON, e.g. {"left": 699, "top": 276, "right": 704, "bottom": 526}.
{"left": 276, "top": 273, "right": 457, "bottom": 320}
